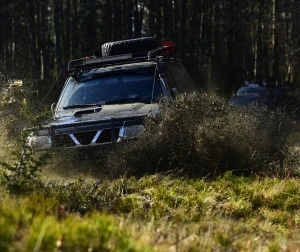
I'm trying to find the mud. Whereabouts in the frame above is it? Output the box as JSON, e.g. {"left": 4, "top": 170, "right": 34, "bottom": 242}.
{"left": 40, "top": 151, "right": 110, "bottom": 182}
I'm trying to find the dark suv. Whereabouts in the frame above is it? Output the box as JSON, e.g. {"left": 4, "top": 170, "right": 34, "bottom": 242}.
{"left": 27, "top": 37, "right": 194, "bottom": 150}
{"left": 230, "top": 82, "right": 275, "bottom": 108}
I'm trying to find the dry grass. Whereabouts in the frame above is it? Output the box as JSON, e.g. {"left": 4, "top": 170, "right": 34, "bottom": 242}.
{"left": 1, "top": 175, "right": 300, "bottom": 251}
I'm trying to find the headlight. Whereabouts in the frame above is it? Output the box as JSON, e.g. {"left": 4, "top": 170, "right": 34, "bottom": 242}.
{"left": 27, "top": 135, "right": 52, "bottom": 150}
{"left": 122, "top": 125, "right": 145, "bottom": 139}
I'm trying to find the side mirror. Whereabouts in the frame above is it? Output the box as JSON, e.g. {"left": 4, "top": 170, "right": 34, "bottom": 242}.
{"left": 171, "top": 87, "right": 178, "bottom": 97}
{"left": 51, "top": 103, "right": 56, "bottom": 116}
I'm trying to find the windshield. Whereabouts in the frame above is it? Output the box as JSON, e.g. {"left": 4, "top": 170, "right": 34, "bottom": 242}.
{"left": 57, "top": 73, "right": 162, "bottom": 109}
{"left": 237, "top": 87, "right": 267, "bottom": 96}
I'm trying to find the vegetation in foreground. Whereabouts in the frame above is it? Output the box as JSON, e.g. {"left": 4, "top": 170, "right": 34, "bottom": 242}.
{"left": 1, "top": 90, "right": 300, "bottom": 251}
{"left": 2, "top": 174, "right": 300, "bottom": 251}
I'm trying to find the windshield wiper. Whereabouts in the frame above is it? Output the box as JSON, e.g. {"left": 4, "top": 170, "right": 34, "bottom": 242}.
{"left": 64, "top": 97, "right": 150, "bottom": 109}
{"left": 63, "top": 103, "right": 103, "bottom": 109}
{"left": 104, "top": 97, "right": 149, "bottom": 105}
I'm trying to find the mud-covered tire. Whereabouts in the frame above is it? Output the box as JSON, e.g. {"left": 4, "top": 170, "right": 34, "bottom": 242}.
{"left": 101, "top": 37, "right": 157, "bottom": 56}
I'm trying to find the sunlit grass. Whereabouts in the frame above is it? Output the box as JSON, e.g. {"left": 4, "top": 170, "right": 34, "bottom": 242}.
{"left": 1, "top": 174, "right": 300, "bottom": 251}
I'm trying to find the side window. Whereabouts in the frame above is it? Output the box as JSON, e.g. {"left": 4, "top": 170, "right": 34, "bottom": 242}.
{"left": 164, "top": 67, "right": 178, "bottom": 97}
{"left": 164, "top": 61, "right": 194, "bottom": 94}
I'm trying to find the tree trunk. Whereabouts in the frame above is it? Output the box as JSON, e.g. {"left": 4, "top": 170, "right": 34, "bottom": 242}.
{"left": 64, "top": 0, "right": 71, "bottom": 60}
{"left": 53, "top": 0, "right": 62, "bottom": 74}
{"left": 155, "top": 0, "right": 162, "bottom": 44}
{"left": 105, "top": 0, "right": 112, "bottom": 42}
{"left": 162, "top": 0, "right": 173, "bottom": 41}
{"left": 87, "top": 0, "right": 97, "bottom": 50}
{"left": 173, "top": 0, "right": 180, "bottom": 44}
{"left": 26, "top": 0, "right": 39, "bottom": 74}
{"left": 272, "top": 0, "right": 280, "bottom": 81}
{"left": 113, "top": 0, "right": 121, "bottom": 40}
{"left": 126, "top": 0, "right": 133, "bottom": 38}
{"left": 147, "top": 0, "right": 155, "bottom": 37}
{"left": 179, "top": 0, "right": 187, "bottom": 59}
{"left": 133, "top": 0, "right": 145, "bottom": 38}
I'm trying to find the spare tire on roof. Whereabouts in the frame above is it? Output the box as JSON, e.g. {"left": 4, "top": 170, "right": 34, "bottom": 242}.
{"left": 101, "top": 37, "right": 157, "bottom": 57}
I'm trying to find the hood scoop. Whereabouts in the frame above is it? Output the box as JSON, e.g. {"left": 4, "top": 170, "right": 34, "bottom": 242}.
{"left": 131, "top": 103, "right": 145, "bottom": 111}
{"left": 74, "top": 108, "right": 102, "bottom": 117}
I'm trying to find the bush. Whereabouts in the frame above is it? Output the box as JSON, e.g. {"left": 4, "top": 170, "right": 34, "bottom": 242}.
{"left": 0, "top": 70, "right": 52, "bottom": 192}
{"left": 0, "top": 146, "right": 51, "bottom": 193}
{"left": 106, "top": 92, "right": 290, "bottom": 178}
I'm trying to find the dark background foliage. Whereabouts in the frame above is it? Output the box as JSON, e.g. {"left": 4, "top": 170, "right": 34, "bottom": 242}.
{"left": 1, "top": 0, "right": 300, "bottom": 102}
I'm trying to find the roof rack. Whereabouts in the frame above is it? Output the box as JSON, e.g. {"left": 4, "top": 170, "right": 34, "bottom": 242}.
{"left": 63, "top": 45, "right": 176, "bottom": 73}
{"left": 244, "top": 80, "right": 267, "bottom": 87}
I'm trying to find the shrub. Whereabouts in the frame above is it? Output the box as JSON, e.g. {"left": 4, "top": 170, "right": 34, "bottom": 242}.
{"left": 0, "top": 74, "right": 52, "bottom": 192}
{"left": 0, "top": 146, "right": 51, "bottom": 193}
{"left": 106, "top": 92, "right": 290, "bottom": 178}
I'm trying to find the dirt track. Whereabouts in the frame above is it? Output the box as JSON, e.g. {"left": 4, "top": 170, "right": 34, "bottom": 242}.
{"left": 41, "top": 153, "right": 110, "bottom": 182}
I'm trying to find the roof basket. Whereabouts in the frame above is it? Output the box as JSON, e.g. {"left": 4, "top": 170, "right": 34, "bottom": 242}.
{"left": 64, "top": 45, "right": 176, "bottom": 72}
{"left": 244, "top": 80, "right": 267, "bottom": 87}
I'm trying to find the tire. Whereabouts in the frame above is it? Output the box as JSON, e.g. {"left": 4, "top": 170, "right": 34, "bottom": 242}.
{"left": 101, "top": 37, "right": 157, "bottom": 57}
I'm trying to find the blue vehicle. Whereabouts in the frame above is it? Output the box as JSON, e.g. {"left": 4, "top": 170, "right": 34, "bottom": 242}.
{"left": 230, "top": 93, "right": 267, "bottom": 107}
{"left": 233, "top": 82, "right": 276, "bottom": 108}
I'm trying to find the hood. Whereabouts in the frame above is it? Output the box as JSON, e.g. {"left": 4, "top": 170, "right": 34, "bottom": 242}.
{"left": 47, "top": 103, "right": 158, "bottom": 126}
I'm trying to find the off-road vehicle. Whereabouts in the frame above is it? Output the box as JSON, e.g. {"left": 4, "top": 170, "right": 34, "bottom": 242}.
{"left": 27, "top": 37, "right": 194, "bottom": 150}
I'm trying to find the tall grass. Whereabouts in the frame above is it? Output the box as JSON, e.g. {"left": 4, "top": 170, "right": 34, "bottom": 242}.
{"left": 1, "top": 174, "right": 300, "bottom": 251}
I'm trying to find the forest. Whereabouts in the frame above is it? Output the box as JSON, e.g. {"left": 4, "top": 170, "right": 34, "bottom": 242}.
{"left": 1, "top": 0, "right": 300, "bottom": 99}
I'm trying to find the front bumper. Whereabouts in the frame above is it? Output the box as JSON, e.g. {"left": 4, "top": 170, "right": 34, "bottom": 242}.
{"left": 27, "top": 116, "right": 145, "bottom": 150}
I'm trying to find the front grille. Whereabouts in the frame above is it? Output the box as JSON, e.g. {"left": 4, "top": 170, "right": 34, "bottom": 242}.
{"left": 54, "top": 128, "right": 121, "bottom": 148}
{"left": 96, "top": 128, "right": 120, "bottom": 143}
{"left": 55, "top": 134, "right": 76, "bottom": 147}
{"left": 74, "top": 131, "right": 98, "bottom": 145}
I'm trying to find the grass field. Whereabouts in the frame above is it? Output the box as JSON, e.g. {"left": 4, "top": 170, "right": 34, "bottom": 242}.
{"left": 1, "top": 174, "right": 300, "bottom": 251}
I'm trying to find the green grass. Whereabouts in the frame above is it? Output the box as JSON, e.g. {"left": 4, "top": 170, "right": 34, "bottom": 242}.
{"left": 1, "top": 174, "right": 300, "bottom": 251}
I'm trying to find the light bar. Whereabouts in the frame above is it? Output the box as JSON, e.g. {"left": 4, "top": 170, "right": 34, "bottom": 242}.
{"left": 84, "top": 54, "right": 133, "bottom": 65}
